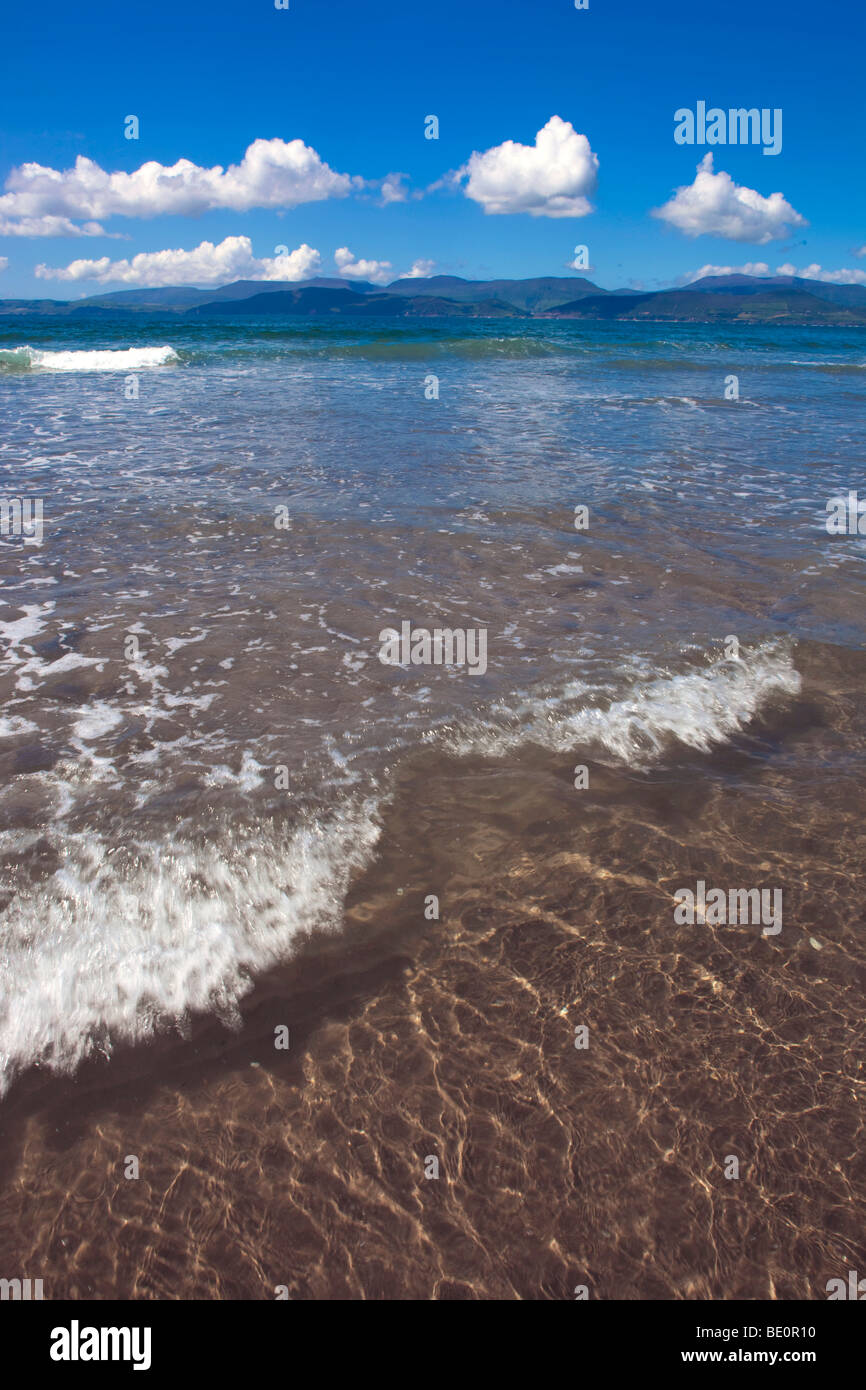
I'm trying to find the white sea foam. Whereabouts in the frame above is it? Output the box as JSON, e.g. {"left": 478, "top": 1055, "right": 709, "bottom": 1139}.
{"left": 71, "top": 702, "right": 125, "bottom": 740}
{"left": 0, "top": 797, "right": 382, "bottom": 1096}
{"left": 0, "top": 602, "right": 54, "bottom": 647}
{"left": 205, "top": 749, "right": 266, "bottom": 791}
{"left": 0, "top": 714, "right": 39, "bottom": 737}
{"left": 446, "top": 642, "right": 801, "bottom": 764}
{"left": 0, "top": 345, "right": 179, "bottom": 372}
{"left": 0, "top": 641, "right": 801, "bottom": 1097}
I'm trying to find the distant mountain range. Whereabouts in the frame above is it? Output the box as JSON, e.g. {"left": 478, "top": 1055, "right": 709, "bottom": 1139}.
{"left": 2, "top": 273, "right": 865, "bottom": 324}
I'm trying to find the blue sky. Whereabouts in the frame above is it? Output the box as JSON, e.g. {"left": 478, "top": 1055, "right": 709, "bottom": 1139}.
{"left": 1, "top": 0, "right": 864, "bottom": 296}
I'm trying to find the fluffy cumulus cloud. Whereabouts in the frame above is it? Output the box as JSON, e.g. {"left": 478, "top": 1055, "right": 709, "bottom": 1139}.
{"left": 684, "top": 261, "right": 866, "bottom": 285}
{"left": 775, "top": 262, "right": 866, "bottom": 284}
{"left": 460, "top": 116, "right": 598, "bottom": 218}
{"left": 35, "top": 236, "right": 321, "bottom": 286}
{"left": 0, "top": 139, "right": 358, "bottom": 235}
{"left": 403, "top": 258, "right": 435, "bottom": 278}
{"left": 334, "top": 246, "right": 394, "bottom": 284}
{"left": 653, "top": 154, "right": 806, "bottom": 243}
{"left": 379, "top": 174, "right": 410, "bottom": 205}
{"left": 334, "top": 248, "right": 433, "bottom": 285}
{"left": 0, "top": 214, "right": 113, "bottom": 238}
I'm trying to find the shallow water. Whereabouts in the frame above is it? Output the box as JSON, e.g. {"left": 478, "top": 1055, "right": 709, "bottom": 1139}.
{"left": 0, "top": 315, "right": 864, "bottom": 1297}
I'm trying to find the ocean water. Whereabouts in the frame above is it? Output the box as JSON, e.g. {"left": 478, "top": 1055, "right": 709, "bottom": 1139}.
{"left": 0, "top": 314, "right": 864, "bottom": 1298}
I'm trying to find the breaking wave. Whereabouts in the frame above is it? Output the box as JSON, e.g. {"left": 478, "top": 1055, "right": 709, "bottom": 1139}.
{"left": 0, "top": 344, "right": 179, "bottom": 371}
{"left": 0, "top": 797, "right": 381, "bottom": 1096}
{"left": 0, "top": 641, "right": 803, "bottom": 1097}
{"left": 445, "top": 641, "right": 801, "bottom": 764}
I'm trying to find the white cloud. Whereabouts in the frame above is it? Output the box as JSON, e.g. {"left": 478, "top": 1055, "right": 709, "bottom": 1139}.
{"left": 459, "top": 116, "right": 598, "bottom": 218}
{"left": 424, "top": 169, "right": 464, "bottom": 196}
{"left": 0, "top": 215, "right": 113, "bottom": 238}
{"left": 856, "top": 245, "right": 866, "bottom": 258}
{"left": 35, "top": 239, "right": 434, "bottom": 290}
{"left": 652, "top": 154, "right": 806, "bottom": 243}
{"left": 379, "top": 174, "right": 410, "bottom": 205}
{"left": 334, "top": 247, "right": 394, "bottom": 284}
{"left": 34, "top": 236, "right": 321, "bottom": 286}
{"left": 0, "top": 257, "right": 7, "bottom": 272}
{"left": 684, "top": 262, "right": 772, "bottom": 280}
{"left": 0, "top": 138, "right": 358, "bottom": 235}
{"left": 683, "top": 261, "right": 866, "bottom": 286}
{"left": 774, "top": 262, "right": 866, "bottom": 285}
{"left": 334, "top": 248, "right": 435, "bottom": 285}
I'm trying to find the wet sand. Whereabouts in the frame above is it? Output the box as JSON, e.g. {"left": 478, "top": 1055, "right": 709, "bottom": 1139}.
{"left": 1, "top": 640, "right": 864, "bottom": 1300}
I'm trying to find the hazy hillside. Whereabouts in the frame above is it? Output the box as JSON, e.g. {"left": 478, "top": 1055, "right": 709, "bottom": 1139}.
{"left": 381, "top": 275, "right": 604, "bottom": 311}
{"left": 2, "top": 275, "right": 865, "bottom": 322}
{"left": 686, "top": 275, "right": 866, "bottom": 310}
{"left": 188, "top": 287, "right": 527, "bottom": 317}
{"left": 546, "top": 285, "right": 866, "bottom": 324}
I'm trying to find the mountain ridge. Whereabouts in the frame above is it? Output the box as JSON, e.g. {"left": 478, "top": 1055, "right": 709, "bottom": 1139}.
{"left": 1, "top": 274, "right": 864, "bottom": 323}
